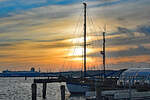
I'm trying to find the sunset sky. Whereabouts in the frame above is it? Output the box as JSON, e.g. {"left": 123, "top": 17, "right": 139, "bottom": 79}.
{"left": 0, "top": 0, "right": 150, "bottom": 72}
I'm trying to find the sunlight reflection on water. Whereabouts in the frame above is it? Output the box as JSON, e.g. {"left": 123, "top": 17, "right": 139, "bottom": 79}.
{"left": 0, "top": 77, "right": 85, "bottom": 100}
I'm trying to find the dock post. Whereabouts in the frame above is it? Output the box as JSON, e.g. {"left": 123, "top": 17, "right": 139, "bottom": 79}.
{"left": 96, "top": 83, "right": 102, "bottom": 100}
{"left": 129, "top": 78, "right": 132, "bottom": 100}
{"left": 42, "top": 83, "right": 47, "bottom": 99}
{"left": 60, "top": 85, "right": 65, "bottom": 100}
{"left": 32, "top": 83, "right": 37, "bottom": 100}
{"left": 25, "top": 76, "right": 27, "bottom": 80}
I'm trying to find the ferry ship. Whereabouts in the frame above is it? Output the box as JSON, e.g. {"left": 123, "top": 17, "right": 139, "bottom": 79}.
{"left": 0, "top": 67, "right": 41, "bottom": 77}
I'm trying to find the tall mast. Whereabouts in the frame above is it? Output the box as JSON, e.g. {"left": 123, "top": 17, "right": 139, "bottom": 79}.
{"left": 83, "top": 2, "right": 87, "bottom": 77}
{"left": 103, "top": 31, "right": 106, "bottom": 78}
{"left": 101, "top": 31, "right": 106, "bottom": 78}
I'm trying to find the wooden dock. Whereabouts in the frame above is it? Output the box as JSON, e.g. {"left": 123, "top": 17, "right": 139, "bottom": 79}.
{"left": 32, "top": 77, "right": 68, "bottom": 100}
{"left": 34, "top": 77, "right": 67, "bottom": 83}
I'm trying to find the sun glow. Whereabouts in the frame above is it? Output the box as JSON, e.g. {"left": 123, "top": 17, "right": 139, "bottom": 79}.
{"left": 68, "top": 47, "right": 83, "bottom": 56}
{"left": 68, "top": 47, "right": 94, "bottom": 56}
{"left": 67, "top": 36, "right": 96, "bottom": 44}
{"left": 70, "top": 57, "right": 93, "bottom": 62}
{"left": 67, "top": 46, "right": 99, "bottom": 63}
{"left": 66, "top": 35, "right": 100, "bottom": 62}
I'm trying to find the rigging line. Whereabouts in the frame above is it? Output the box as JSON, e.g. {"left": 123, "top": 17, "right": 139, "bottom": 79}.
{"left": 81, "top": 30, "right": 84, "bottom": 77}
{"left": 72, "top": 13, "right": 83, "bottom": 56}
{"left": 87, "top": 11, "right": 95, "bottom": 48}
{"left": 73, "top": 8, "right": 83, "bottom": 42}
{"left": 87, "top": 12, "right": 97, "bottom": 35}
{"left": 87, "top": 13, "right": 100, "bottom": 71}
{"left": 89, "top": 14, "right": 98, "bottom": 48}
{"left": 86, "top": 14, "right": 92, "bottom": 51}
{"left": 87, "top": 9, "right": 101, "bottom": 50}
{"left": 89, "top": 15, "right": 103, "bottom": 47}
{"left": 88, "top": 9, "right": 104, "bottom": 33}
{"left": 88, "top": 12, "right": 105, "bottom": 71}
{"left": 73, "top": 7, "right": 84, "bottom": 36}
{"left": 81, "top": 28, "right": 84, "bottom": 72}
{"left": 87, "top": 15, "right": 97, "bottom": 66}
{"left": 86, "top": 11, "right": 93, "bottom": 71}
{"left": 86, "top": 6, "right": 103, "bottom": 33}
{"left": 61, "top": 7, "right": 83, "bottom": 71}
{"left": 87, "top": 13, "right": 104, "bottom": 69}
{"left": 90, "top": 13, "right": 103, "bottom": 34}
{"left": 87, "top": 9, "right": 100, "bottom": 69}
{"left": 75, "top": 7, "right": 85, "bottom": 72}
{"left": 71, "top": 13, "right": 84, "bottom": 71}
{"left": 87, "top": 12, "right": 100, "bottom": 58}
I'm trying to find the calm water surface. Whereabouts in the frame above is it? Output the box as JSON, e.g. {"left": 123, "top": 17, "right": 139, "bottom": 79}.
{"left": 0, "top": 77, "right": 85, "bottom": 100}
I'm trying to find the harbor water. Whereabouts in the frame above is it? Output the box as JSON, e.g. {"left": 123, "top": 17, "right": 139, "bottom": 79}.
{"left": 0, "top": 77, "right": 85, "bottom": 100}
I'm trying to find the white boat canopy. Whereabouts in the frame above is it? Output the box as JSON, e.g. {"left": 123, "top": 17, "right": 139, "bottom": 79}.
{"left": 118, "top": 68, "right": 150, "bottom": 85}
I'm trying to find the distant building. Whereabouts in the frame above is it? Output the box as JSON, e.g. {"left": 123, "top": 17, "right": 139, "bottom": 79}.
{"left": 2, "top": 67, "right": 36, "bottom": 73}
{"left": 0, "top": 67, "right": 40, "bottom": 77}
{"left": 30, "top": 67, "right": 35, "bottom": 72}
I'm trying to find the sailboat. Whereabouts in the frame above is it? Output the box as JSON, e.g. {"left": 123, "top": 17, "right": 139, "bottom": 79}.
{"left": 66, "top": 2, "right": 106, "bottom": 94}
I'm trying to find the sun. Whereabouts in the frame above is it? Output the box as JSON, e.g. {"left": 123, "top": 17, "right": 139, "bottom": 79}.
{"left": 68, "top": 47, "right": 94, "bottom": 57}
{"left": 67, "top": 46, "right": 95, "bottom": 62}
{"left": 69, "top": 47, "right": 83, "bottom": 56}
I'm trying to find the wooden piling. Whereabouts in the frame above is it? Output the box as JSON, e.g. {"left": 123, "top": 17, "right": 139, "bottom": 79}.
{"left": 42, "top": 83, "right": 47, "bottom": 99}
{"left": 25, "top": 76, "right": 27, "bottom": 80}
{"left": 60, "top": 85, "right": 65, "bottom": 100}
{"left": 96, "top": 83, "right": 102, "bottom": 100}
{"left": 32, "top": 83, "right": 37, "bottom": 100}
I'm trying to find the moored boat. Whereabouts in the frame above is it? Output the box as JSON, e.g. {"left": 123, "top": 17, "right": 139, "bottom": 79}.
{"left": 66, "top": 2, "right": 106, "bottom": 94}
{"left": 66, "top": 81, "right": 91, "bottom": 94}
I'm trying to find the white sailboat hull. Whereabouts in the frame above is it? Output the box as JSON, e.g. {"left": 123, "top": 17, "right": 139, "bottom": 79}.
{"left": 66, "top": 82, "right": 91, "bottom": 94}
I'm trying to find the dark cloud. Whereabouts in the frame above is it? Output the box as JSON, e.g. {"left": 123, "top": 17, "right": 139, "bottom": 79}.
{"left": 35, "top": 39, "right": 64, "bottom": 43}
{"left": 88, "top": 45, "right": 150, "bottom": 58}
{"left": 108, "top": 25, "right": 150, "bottom": 46}
{"left": 117, "top": 17, "right": 125, "bottom": 21}
{"left": 0, "top": 54, "right": 11, "bottom": 57}
{"left": 117, "top": 27, "right": 134, "bottom": 37}
{"left": 0, "top": 54, "right": 42, "bottom": 59}
{"left": 0, "top": 43, "right": 17, "bottom": 50}
{"left": 0, "top": 54, "right": 19, "bottom": 58}
{"left": 137, "top": 25, "right": 150, "bottom": 36}
{"left": 90, "top": 0, "right": 122, "bottom": 8}
{"left": 107, "top": 45, "right": 150, "bottom": 57}
{"left": 0, "top": 43, "right": 13, "bottom": 47}
{"left": 117, "top": 27, "right": 130, "bottom": 33}
{"left": 0, "top": 39, "right": 32, "bottom": 42}
{"left": 106, "top": 36, "right": 150, "bottom": 46}
{"left": 35, "top": 42, "right": 73, "bottom": 49}
{"left": 35, "top": 37, "right": 71, "bottom": 43}
{"left": 87, "top": 25, "right": 150, "bottom": 58}
{"left": 90, "top": 24, "right": 150, "bottom": 47}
